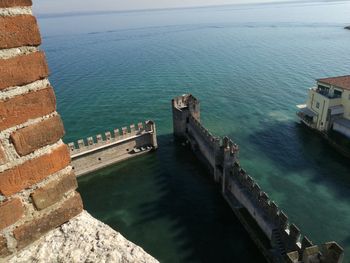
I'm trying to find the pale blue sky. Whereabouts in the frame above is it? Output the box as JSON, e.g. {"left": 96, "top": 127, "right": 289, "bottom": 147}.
{"left": 33, "top": 0, "right": 294, "bottom": 14}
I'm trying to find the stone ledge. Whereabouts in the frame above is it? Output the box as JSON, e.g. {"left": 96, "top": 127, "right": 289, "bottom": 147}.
{"left": 6, "top": 210, "right": 158, "bottom": 263}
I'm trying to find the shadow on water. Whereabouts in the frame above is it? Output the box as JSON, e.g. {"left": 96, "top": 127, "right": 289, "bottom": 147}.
{"left": 78, "top": 134, "right": 267, "bottom": 263}
{"left": 241, "top": 119, "right": 350, "bottom": 257}
{"left": 246, "top": 120, "right": 350, "bottom": 200}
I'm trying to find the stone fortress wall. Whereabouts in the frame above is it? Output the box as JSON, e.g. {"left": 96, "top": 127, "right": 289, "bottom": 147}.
{"left": 172, "top": 94, "right": 344, "bottom": 263}
{"left": 68, "top": 121, "right": 158, "bottom": 176}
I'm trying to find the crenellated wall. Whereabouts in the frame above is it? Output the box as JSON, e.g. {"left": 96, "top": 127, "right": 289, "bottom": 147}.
{"left": 187, "top": 115, "right": 219, "bottom": 169}
{"left": 228, "top": 162, "right": 318, "bottom": 260}
{"left": 68, "top": 121, "right": 158, "bottom": 176}
{"left": 172, "top": 94, "right": 344, "bottom": 263}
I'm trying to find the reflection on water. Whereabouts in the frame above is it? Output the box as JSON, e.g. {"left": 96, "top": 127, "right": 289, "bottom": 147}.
{"left": 78, "top": 136, "right": 266, "bottom": 262}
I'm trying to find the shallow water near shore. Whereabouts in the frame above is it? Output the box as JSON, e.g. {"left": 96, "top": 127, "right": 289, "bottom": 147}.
{"left": 38, "top": 1, "right": 350, "bottom": 262}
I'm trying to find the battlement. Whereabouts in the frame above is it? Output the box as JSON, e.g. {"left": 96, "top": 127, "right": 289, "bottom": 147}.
{"left": 68, "top": 121, "right": 155, "bottom": 156}
{"left": 172, "top": 94, "right": 344, "bottom": 263}
{"left": 188, "top": 115, "right": 220, "bottom": 148}
{"left": 229, "top": 146, "right": 343, "bottom": 263}
{"left": 68, "top": 120, "right": 157, "bottom": 176}
{"left": 286, "top": 241, "right": 344, "bottom": 263}
{"left": 172, "top": 94, "right": 199, "bottom": 110}
{"left": 231, "top": 163, "right": 319, "bottom": 256}
{"left": 222, "top": 136, "right": 239, "bottom": 157}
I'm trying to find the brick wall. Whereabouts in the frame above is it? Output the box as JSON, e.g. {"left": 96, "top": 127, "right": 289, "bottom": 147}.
{"left": 0, "top": 0, "right": 83, "bottom": 258}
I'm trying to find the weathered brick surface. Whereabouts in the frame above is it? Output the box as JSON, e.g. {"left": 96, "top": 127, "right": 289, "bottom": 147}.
{"left": 0, "top": 235, "right": 10, "bottom": 257}
{"left": 0, "top": 0, "right": 32, "bottom": 7}
{"left": 31, "top": 171, "right": 77, "bottom": 210}
{"left": 11, "top": 115, "right": 65, "bottom": 156}
{"left": 0, "top": 15, "right": 41, "bottom": 49}
{"left": 0, "top": 1, "right": 85, "bottom": 255}
{"left": 0, "top": 87, "right": 56, "bottom": 131}
{"left": 14, "top": 193, "right": 83, "bottom": 249}
{"left": 0, "top": 198, "right": 24, "bottom": 230}
{"left": 0, "top": 145, "right": 71, "bottom": 196}
{"left": 0, "top": 51, "right": 49, "bottom": 90}
{"left": 0, "top": 144, "right": 7, "bottom": 165}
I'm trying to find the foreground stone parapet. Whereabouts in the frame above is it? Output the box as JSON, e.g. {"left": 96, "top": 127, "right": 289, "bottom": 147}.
{"left": 7, "top": 211, "right": 159, "bottom": 263}
{"left": 0, "top": 0, "right": 84, "bottom": 258}
{"left": 31, "top": 171, "right": 78, "bottom": 211}
{"left": 0, "top": 0, "right": 32, "bottom": 8}
{"left": 0, "top": 2, "right": 158, "bottom": 262}
{"left": 0, "top": 15, "right": 41, "bottom": 49}
{"left": 0, "top": 145, "right": 71, "bottom": 196}
{"left": 10, "top": 115, "right": 65, "bottom": 156}
{"left": 0, "top": 198, "right": 24, "bottom": 230}
{"left": 0, "top": 87, "right": 56, "bottom": 131}
{"left": 0, "top": 52, "right": 49, "bottom": 90}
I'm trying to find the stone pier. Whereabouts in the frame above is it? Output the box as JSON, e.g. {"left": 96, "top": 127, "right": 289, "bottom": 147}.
{"left": 68, "top": 120, "right": 158, "bottom": 176}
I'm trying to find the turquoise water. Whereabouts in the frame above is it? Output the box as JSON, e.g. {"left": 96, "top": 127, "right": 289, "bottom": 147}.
{"left": 37, "top": 1, "right": 350, "bottom": 262}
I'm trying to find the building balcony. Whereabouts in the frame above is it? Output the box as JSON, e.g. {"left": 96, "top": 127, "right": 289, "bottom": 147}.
{"left": 296, "top": 105, "right": 317, "bottom": 129}
{"left": 311, "top": 87, "right": 342, "bottom": 99}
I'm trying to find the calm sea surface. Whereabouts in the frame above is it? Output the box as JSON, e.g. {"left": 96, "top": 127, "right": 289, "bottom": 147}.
{"left": 37, "top": 2, "right": 350, "bottom": 262}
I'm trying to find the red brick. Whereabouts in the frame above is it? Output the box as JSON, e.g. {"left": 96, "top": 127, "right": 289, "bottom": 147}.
{"left": 0, "top": 51, "right": 49, "bottom": 90}
{"left": 0, "top": 235, "right": 10, "bottom": 258}
{"left": 0, "top": 0, "right": 32, "bottom": 7}
{"left": 14, "top": 193, "right": 83, "bottom": 249}
{"left": 0, "top": 145, "right": 7, "bottom": 165}
{"left": 0, "top": 198, "right": 24, "bottom": 230}
{"left": 31, "top": 171, "right": 78, "bottom": 210}
{"left": 11, "top": 116, "right": 65, "bottom": 156}
{"left": 0, "top": 15, "right": 41, "bottom": 49}
{"left": 0, "top": 87, "right": 56, "bottom": 131}
{"left": 0, "top": 145, "right": 71, "bottom": 196}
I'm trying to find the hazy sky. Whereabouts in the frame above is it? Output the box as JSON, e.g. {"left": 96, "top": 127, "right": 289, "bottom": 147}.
{"left": 33, "top": 0, "right": 294, "bottom": 14}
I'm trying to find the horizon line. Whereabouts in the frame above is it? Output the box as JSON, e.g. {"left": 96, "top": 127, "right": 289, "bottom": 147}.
{"left": 35, "top": 0, "right": 345, "bottom": 19}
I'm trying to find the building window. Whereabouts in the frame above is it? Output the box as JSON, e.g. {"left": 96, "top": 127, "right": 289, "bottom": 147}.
{"left": 318, "top": 84, "right": 329, "bottom": 91}
{"left": 316, "top": 102, "right": 320, "bottom": 109}
{"left": 334, "top": 89, "right": 342, "bottom": 98}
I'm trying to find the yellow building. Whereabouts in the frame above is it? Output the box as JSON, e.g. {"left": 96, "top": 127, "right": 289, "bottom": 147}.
{"left": 297, "top": 75, "right": 350, "bottom": 138}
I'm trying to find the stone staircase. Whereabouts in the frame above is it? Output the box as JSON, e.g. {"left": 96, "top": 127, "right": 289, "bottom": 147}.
{"left": 271, "top": 228, "right": 287, "bottom": 260}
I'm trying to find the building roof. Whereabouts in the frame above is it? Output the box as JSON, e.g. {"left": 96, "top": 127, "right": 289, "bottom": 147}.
{"left": 317, "top": 75, "right": 350, "bottom": 90}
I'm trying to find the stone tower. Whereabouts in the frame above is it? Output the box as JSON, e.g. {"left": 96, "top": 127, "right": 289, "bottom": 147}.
{"left": 172, "top": 94, "right": 200, "bottom": 137}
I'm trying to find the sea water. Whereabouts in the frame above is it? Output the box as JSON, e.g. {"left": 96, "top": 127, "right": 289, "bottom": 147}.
{"left": 37, "top": 1, "right": 350, "bottom": 262}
